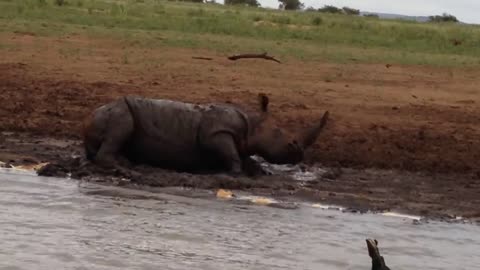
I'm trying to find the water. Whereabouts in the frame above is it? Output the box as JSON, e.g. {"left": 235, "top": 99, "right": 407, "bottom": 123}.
{"left": 0, "top": 169, "right": 479, "bottom": 270}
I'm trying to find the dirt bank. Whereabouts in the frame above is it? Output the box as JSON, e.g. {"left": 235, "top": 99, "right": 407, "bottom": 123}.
{"left": 2, "top": 61, "right": 480, "bottom": 173}
{"left": 1, "top": 32, "right": 480, "bottom": 220}
{"left": 2, "top": 32, "right": 480, "bottom": 173}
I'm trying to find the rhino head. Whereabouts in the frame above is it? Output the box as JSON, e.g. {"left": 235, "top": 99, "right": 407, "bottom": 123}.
{"left": 247, "top": 94, "right": 329, "bottom": 165}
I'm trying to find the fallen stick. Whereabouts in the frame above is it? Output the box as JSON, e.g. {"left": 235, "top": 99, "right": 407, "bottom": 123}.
{"left": 192, "top": 56, "right": 213, "bottom": 60}
{"left": 227, "top": 53, "right": 281, "bottom": 64}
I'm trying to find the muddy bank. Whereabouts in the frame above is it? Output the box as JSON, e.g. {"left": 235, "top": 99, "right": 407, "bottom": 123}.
{"left": 2, "top": 132, "right": 479, "bottom": 221}
{"left": 2, "top": 62, "right": 480, "bottom": 174}
{"left": 2, "top": 33, "right": 480, "bottom": 221}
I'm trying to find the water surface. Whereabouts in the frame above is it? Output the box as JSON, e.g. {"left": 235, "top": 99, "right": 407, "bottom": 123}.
{"left": 0, "top": 169, "right": 478, "bottom": 270}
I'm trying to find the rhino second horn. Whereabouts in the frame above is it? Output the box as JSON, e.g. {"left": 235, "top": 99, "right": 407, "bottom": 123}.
{"left": 300, "top": 111, "right": 329, "bottom": 148}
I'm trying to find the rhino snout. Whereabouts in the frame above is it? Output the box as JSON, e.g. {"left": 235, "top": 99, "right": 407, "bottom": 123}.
{"left": 260, "top": 141, "right": 304, "bottom": 165}
{"left": 288, "top": 140, "right": 302, "bottom": 152}
{"left": 288, "top": 140, "right": 304, "bottom": 161}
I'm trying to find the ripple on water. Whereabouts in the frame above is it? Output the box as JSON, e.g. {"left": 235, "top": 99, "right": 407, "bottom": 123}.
{"left": 0, "top": 171, "right": 479, "bottom": 270}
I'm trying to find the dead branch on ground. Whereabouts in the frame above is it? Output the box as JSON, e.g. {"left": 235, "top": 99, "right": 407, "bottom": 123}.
{"left": 227, "top": 53, "right": 281, "bottom": 64}
{"left": 192, "top": 56, "right": 213, "bottom": 61}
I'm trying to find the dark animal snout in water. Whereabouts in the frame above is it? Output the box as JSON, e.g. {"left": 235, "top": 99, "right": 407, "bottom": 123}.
{"left": 366, "top": 239, "right": 391, "bottom": 270}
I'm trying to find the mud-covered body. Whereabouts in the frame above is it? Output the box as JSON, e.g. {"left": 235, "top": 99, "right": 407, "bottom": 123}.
{"left": 127, "top": 98, "right": 255, "bottom": 171}
{"left": 82, "top": 95, "right": 329, "bottom": 176}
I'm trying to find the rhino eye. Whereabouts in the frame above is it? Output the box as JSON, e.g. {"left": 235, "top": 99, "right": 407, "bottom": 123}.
{"left": 289, "top": 141, "right": 302, "bottom": 152}
{"left": 287, "top": 143, "right": 296, "bottom": 152}
{"left": 273, "top": 129, "right": 282, "bottom": 138}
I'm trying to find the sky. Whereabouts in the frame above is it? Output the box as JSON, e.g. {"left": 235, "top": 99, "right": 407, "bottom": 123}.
{"left": 250, "top": 0, "right": 480, "bottom": 24}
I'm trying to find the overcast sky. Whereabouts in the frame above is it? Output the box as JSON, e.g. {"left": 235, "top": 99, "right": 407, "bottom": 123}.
{"left": 250, "top": 0, "right": 479, "bottom": 24}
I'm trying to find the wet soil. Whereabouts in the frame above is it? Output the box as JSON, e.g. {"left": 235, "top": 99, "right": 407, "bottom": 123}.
{"left": 1, "top": 32, "right": 480, "bottom": 220}
{"left": 2, "top": 132, "right": 479, "bottom": 221}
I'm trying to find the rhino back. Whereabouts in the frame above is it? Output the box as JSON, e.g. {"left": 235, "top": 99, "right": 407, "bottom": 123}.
{"left": 123, "top": 97, "right": 205, "bottom": 168}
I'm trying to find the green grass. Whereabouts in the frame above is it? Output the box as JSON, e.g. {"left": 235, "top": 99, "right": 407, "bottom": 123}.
{"left": 1, "top": 0, "right": 480, "bottom": 66}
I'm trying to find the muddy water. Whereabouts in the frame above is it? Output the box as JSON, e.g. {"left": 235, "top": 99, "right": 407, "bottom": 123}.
{"left": 0, "top": 170, "right": 479, "bottom": 270}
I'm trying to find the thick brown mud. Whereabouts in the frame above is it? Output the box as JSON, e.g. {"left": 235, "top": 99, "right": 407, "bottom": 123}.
{"left": 2, "top": 132, "right": 479, "bottom": 221}
{"left": 1, "top": 60, "right": 480, "bottom": 174}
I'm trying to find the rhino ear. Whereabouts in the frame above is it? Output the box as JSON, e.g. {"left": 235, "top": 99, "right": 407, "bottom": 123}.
{"left": 258, "top": 93, "right": 269, "bottom": 112}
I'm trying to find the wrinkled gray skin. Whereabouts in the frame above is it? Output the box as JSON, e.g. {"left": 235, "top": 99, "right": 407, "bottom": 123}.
{"left": 82, "top": 95, "right": 329, "bottom": 177}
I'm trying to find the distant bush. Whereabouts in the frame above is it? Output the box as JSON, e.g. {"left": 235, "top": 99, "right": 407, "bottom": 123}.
{"left": 315, "top": 5, "right": 360, "bottom": 15}
{"left": 342, "top": 6, "right": 359, "bottom": 15}
{"left": 225, "top": 0, "right": 260, "bottom": 7}
{"left": 278, "top": 0, "right": 303, "bottom": 10}
{"left": 317, "top": 5, "right": 342, "bottom": 14}
{"left": 429, "top": 13, "right": 458, "bottom": 23}
{"left": 37, "top": 0, "right": 47, "bottom": 6}
{"left": 311, "top": 16, "right": 323, "bottom": 26}
{"left": 251, "top": 15, "right": 263, "bottom": 22}
{"left": 181, "top": 0, "right": 204, "bottom": 2}
{"left": 54, "top": 0, "right": 67, "bottom": 6}
{"left": 364, "top": 14, "right": 379, "bottom": 18}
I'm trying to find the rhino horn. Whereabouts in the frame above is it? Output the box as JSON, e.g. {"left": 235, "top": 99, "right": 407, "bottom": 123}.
{"left": 300, "top": 111, "right": 329, "bottom": 148}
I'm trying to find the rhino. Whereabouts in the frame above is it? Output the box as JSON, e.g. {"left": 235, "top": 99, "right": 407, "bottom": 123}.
{"left": 82, "top": 94, "right": 329, "bottom": 176}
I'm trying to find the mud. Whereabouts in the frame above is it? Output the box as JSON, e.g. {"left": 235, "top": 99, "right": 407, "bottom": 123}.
{"left": 1, "top": 59, "right": 480, "bottom": 174}
{"left": 2, "top": 132, "right": 479, "bottom": 221}
{"left": 1, "top": 32, "right": 480, "bottom": 220}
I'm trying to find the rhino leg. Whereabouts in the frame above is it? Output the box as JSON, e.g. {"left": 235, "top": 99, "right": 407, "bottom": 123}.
{"left": 202, "top": 133, "right": 243, "bottom": 175}
{"left": 242, "top": 156, "right": 269, "bottom": 177}
{"left": 84, "top": 99, "right": 134, "bottom": 170}
{"left": 95, "top": 134, "right": 130, "bottom": 169}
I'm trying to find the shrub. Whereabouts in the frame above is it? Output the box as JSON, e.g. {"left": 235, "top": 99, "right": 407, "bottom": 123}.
{"left": 54, "top": 0, "right": 66, "bottom": 6}
{"left": 342, "top": 6, "right": 360, "bottom": 15}
{"left": 225, "top": 0, "right": 260, "bottom": 7}
{"left": 318, "top": 5, "right": 342, "bottom": 14}
{"left": 364, "top": 14, "right": 379, "bottom": 18}
{"left": 278, "top": 0, "right": 303, "bottom": 10}
{"left": 252, "top": 15, "right": 263, "bottom": 22}
{"left": 429, "top": 13, "right": 458, "bottom": 23}
{"left": 311, "top": 16, "right": 323, "bottom": 26}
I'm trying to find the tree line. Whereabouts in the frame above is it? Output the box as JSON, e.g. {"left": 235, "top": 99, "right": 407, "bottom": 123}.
{"left": 183, "top": 0, "right": 459, "bottom": 23}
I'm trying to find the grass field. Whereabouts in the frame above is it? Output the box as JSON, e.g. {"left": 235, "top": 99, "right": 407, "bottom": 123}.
{"left": 1, "top": 0, "right": 480, "bottom": 66}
